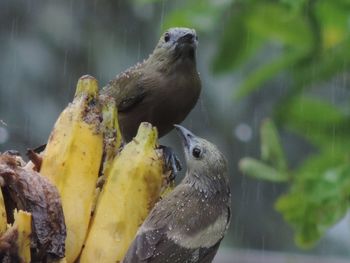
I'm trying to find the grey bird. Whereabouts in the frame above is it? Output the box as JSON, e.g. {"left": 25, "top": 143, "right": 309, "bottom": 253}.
{"left": 100, "top": 27, "right": 201, "bottom": 142}
{"left": 122, "top": 125, "right": 231, "bottom": 263}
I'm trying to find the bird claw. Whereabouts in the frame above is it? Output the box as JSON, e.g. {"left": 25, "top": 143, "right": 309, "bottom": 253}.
{"left": 158, "top": 145, "right": 182, "bottom": 182}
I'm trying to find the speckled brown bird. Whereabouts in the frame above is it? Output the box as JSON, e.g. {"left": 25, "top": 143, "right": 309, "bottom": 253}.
{"left": 100, "top": 27, "right": 201, "bottom": 142}
{"left": 122, "top": 125, "right": 231, "bottom": 263}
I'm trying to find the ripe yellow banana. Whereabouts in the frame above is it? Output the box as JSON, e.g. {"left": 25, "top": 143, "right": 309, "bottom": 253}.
{"left": 80, "top": 122, "right": 164, "bottom": 263}
{"left": 101, "top": 95, "right": 122, "bottom": 175}
{"left": 0, "top": 190, "right": 7, "bottom": 235}
{"left": 13, "top": 209, "right": 32, "bottom": 263}
{"left": 40, "top": 75, "right": 104, "bottom": 262}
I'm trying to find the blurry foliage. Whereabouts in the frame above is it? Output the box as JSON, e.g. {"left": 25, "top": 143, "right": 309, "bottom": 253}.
{"left": 159, "top": 0, "right": 350, "bottom": 249}
{"left": 240, "top": 119, "right": 350, "bottom": 248}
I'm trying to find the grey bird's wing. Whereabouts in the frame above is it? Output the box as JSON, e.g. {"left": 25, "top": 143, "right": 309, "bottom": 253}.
{"left": 123, "top": 227, "right": 213, "bottom": 263}
{"left": 197, "top": 241, "right": 221, "bottom": 263}
{"left": 123, "top": 228, "right": 223, "bottom": 263}
{"left": 122, "top": 185, "right": 230, "bottom": 263}
{"left": 101, "top": 65, "right": 149, "bottom": 112}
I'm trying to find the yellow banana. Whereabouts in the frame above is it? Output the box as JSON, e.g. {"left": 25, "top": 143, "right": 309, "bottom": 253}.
{"left": 40, "top": 75, "right": 103, "bottom": 262}
{"left": 0, "top": 190, "right": 7, "bottom": 235}
{"left": 13, "top": 209, "right": 32, "bottom": 263}
{"left": 80, "top": 122, "right": 164, "bottom": 263}
{"left": 100, "top": 95, "right": 122, "bottom": 178}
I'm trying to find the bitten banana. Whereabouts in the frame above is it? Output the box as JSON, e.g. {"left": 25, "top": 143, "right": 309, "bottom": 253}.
{"left": 80, "top": 122, "right": 164, "bottom": 263}
{"left": 40, "top": 75, "right": 103, "bottom": 263}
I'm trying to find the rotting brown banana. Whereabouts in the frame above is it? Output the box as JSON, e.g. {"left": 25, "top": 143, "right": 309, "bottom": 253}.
{"left": 0, "top": 209, "right": 32, "bottom": 263}
{"left": 80, "top": 122, "right": 165, "bottom": 263}
{"left": 0, "top": 226, "right": 18, "bottom": 261}
{"left": 0, "top": 152, "right": 66, "bottom": 260}
{"left": 40, "top": 75, "right": 104, "bottom": 263}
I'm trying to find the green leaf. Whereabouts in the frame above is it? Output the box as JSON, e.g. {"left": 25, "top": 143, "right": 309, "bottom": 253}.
{"left": 291, "top": 36, "right": 350, "bottom": 92}
{"left": 280, "top": 0, "right": 306, "bottom": 12}
{"left": 212, "top": 8, "right": 263, "bottom": 73}
{"left": 277, "top": 95, "right": 349, "bottom": 147}
{"left": 316, "top": 0, "right": 350, "bottom": 48}
{"left": 239, "top": 157, "right": 288, "bottom": 182}
{"left": 282, "top": 96, "right": 344, "bottom": 127}
{"left": 295, "top": 149, "right": 346, "bottom": 178}
{"left": 275, "top": 158, "right": 350, "bottom": 248}
{"left": 229, "top": 2, "right": 315, "bottom": 98}
{"left": 235, "top": 50, "right": 304, "bottom": 98}
{"left": 260, "top": 119, "right": 287, "bottom": 172}
{"left": 246, "top": 3, "right": 313, "bottom": 48}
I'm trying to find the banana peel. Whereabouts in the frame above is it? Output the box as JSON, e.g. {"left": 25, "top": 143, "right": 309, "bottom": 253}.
{"left": 80, "top": 122, "right": 164, "bottom": 263}
{"left": 40, "top": 75, "right": 103, "bottom": 262}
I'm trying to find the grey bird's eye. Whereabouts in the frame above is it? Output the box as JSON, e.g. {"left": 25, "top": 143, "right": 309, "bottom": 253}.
{"left": 192, "top": 147, "right": 202, "bottom": 159}
{"left": 164, "top": 32, "right": 170, "bottom": 42}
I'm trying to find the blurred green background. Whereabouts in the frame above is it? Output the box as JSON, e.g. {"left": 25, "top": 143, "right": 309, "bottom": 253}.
{"left": 1, "top": 0, "right": 350, "bottom": 262}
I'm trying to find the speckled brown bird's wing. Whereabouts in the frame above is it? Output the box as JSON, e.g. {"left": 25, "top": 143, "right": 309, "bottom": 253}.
{"left": 102, "top": 64, "right": 148, "bottom": 112}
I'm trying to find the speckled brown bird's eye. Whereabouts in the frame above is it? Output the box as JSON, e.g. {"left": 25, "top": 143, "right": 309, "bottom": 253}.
{"left": 164, "top": 32, "right": 170, "bottom": 42}
{"left": 192, "top": 147, "right": 202, "bottom": 158}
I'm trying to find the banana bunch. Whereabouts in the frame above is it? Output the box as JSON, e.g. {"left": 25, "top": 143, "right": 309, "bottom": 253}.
{"left": 80, "top": 122, "right": 163, "bottom": 263}
{"left": 0, "top": 75, "right": 171, "bottom": 262}
{"left": 0, "top": 75, "right": 172, "bottom": 262}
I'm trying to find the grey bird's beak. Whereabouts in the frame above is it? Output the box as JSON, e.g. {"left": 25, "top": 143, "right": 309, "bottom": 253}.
{"left": 177, "top": 33, "right": 196, "bottom": 44}
{"left": 174, "top": 124, "right": 196, "bottom": 151}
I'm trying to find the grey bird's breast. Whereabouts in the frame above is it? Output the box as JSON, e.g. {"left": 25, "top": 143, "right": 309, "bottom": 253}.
{"left": 164, "top": 189, "right": 230, "bottom": 249}
{"left": 119, "top": 68, "right": 201, "bottom": 140}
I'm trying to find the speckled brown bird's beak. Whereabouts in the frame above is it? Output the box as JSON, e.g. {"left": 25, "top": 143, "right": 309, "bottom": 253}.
{"left": 174, "top": 124, "right": 196, "bottom": 150}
